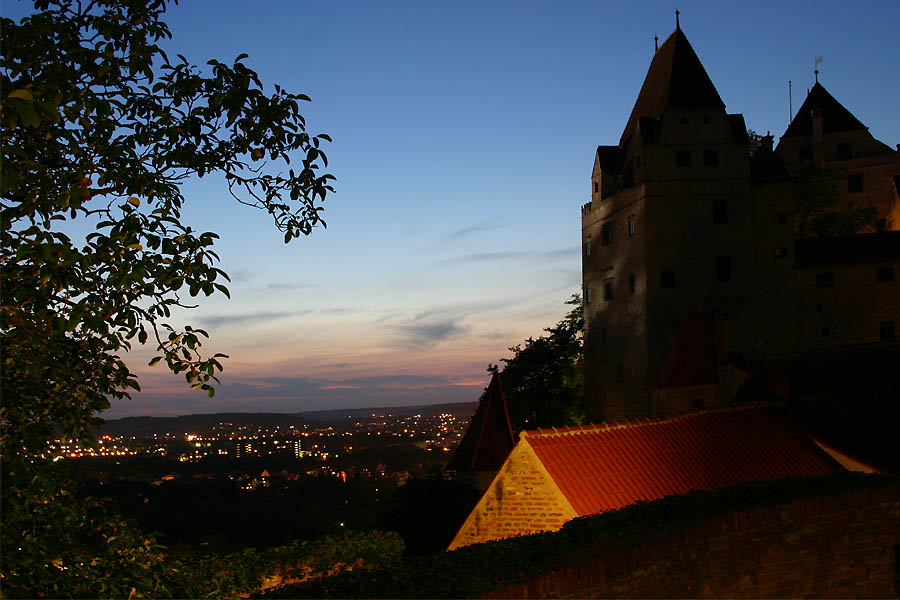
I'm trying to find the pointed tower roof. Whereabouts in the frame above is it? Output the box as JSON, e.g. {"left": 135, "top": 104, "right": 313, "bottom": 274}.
{"left": 620, "top": 27, "right": 725, "bottom": 146}
{"left": 656, "top": 308, "right": 719, "bottom": 388}
{"left": 446, "top": 371, "right": 515, "bottom": 473}
{"left": 782, "top": 82, "right": 866, "bottom": 138}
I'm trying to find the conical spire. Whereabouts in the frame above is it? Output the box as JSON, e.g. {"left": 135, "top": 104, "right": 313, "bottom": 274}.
{"left": 782, "top": 81, "right": 866, "bottom": 138}
{"left": 619, "top": 27, "right": 724, "bottom": 146}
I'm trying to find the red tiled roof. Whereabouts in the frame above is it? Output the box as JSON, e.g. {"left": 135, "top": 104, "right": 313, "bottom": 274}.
{"left": 523, "top": 405, "right": 840, "bottom": 516}
{"left": 446, "top": 371, "right": 515, "bottom": 472}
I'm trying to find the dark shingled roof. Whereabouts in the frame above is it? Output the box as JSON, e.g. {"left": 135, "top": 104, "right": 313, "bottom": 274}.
{"left": 782, "top": 82, "right": 867, "bottom": 138}
{"left": 620, "top": 27, "right": 725, "bottom": 147}
{"left": 445, "top": 372, "right": 515, "bottom": 473}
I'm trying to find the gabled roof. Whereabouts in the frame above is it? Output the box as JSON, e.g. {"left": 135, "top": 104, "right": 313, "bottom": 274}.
{"left": 594, "top": 145, "right": 621, "bottom": 173}
{"left": 782, "top": 82, "right": 867, "bottom": 138}
{"left": 656, "top": 308, "right": 719, "bottom": 388}
{"left": 521, "top": 405, "right": 841, "bottom": 516}
{"left": 446, "top": 371, "right": 515, "bottom": 472}
{"left": 620, "top": 27, "right": 725, "bottom": 147}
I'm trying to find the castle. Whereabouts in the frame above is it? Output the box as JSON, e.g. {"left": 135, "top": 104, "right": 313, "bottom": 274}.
{"left": 581, "top": 23, "right": 900, "bottom": 422}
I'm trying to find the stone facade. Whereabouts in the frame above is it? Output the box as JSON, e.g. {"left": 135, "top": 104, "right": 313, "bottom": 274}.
{"left": 448, "top": 440, "right": 577, "bottom": 550}
{"left": 583, "top": 26, "right": 900, "bottom": 422}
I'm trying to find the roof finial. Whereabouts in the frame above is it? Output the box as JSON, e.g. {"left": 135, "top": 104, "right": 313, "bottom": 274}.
{"left": 814, "top": 56, "right": 823, "bottom": 84}
{"left": 654, "top": 34, "right": 659, "bottom": 52}
{"left": 675, "top": 9, "right": 680, "bottom": 30}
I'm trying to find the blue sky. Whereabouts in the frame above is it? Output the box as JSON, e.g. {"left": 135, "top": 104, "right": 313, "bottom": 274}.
{"left": 5, "top": 0, "right": 899, "bottom": 417}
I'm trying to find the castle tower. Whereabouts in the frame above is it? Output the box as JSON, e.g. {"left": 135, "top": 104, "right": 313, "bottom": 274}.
{"left": 582, "top": 26, "right": 753, "bottom": 421}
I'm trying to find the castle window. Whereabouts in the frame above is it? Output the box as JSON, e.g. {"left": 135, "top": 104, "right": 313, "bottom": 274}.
{"left": 798, "top": 146, "right": 813, "bottom": 162}
{"left": 773, "top": 212, "right": 787, "bottom": 224}
{"left": 585, "top": 287, "right": 593, "bottom": 304}
{"left": 635, "top": 154, "right": 641, "bottom": 168}
{"left": 585, "top": 241, "right": 591, "bottom": 257}
{"left": 702, "top": 115, "right": 711, "bottom": 125}
{"left": 601, "top": 222, "right": 613, "bottom": 245}
{"left": 881, "top": 321, "right": 896, "bottom": 340}
{"left": 703, "top": 149, "right": 719, "bottom": 166}
{"left": 616, "top": 361, "right": 625, "bottom": 383}
{"left": 676, "top": 149, "right": 692, "bottom": 167}
{"left": 835, "top": 142, "right": 851, "bottom": 161}
{"left": 774, "top": 247, "right": 788, "bottom": 259}
{"left": 628, "top": 273, "right": 636, "bottom": 295}
{"left": 716, "top": 256, "right": 732, "bottom": 283}
{"left": 680, "top": 117, "right": 688, "bottom": 125}
{"left": 713, "top": 198, "right": 728, "bottom": 224}
{"left": 593, "top": 181, "right": 599, "bottom": 194}
{"left": 692, "top": 397, "right": 705, "bottom": 409}
{"left": 628, "top": 216, "right": 636, "bottom": 236}
{"left": 815, "top": 272, "right": 835, "bottom": 288}
{"left": 848, "top": 173, "right": 863, "bottom": 193}
{"left": 877, "top": 266, "right": 895, "bottom": 282}
{"left": 603, "top": 277, "right": 614, "bottom": 301}
{"left": 660, "top": 268, "right": 676, "bottom": 289}
{"left": 822, "top": 325, "right": 829, "bottom": 339}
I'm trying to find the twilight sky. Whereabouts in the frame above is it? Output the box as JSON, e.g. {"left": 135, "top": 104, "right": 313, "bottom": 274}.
{"left": 5, "top": 0, "right": 900, "bottom": 417}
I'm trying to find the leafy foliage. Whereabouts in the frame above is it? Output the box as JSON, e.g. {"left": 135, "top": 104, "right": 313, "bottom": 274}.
{"left": 1, "top": 0, "right": 334, "bottom": 594}
{"left": 375, "top": 475, "right": 481, "bottom": 556}
{"left": 1, "top": 0, "right": 334, "bottom": 453}
{"left": 261, "top": 472, "right": 897, "bottom": 598}
{"left": 793, "top": 160, "right": 877, "bottom": 238}
{"left": 489, "top": 295, "right": 585, "bottom": 433}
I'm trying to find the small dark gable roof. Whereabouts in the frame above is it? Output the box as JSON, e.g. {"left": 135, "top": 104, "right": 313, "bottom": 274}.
{"left": 782, "top": 82, "right": 867, "bottom": 138}
{"left": 620, "top": 28, "right": 725, "bottom": 146}
{"left": 445, "top": 372, "right": 515, "bottom": 473}
{"left": 595, "top": 145, "right": 621, "bottom": 173}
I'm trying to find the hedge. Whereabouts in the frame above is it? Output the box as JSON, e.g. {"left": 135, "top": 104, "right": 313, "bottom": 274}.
{"left": 259, "top": 472, "right": 899, "bottom": 598}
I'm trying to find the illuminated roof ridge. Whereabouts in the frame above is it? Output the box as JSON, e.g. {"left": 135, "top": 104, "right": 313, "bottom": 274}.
{"left": 524, "top": 403, "right": 775, "bottom": 439}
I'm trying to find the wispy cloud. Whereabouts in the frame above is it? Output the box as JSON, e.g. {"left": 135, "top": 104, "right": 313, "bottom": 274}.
{"left": 197, "top": 310, "right": 310, "bottom": 327}
{"left": 434, "top": 251, "right": 527, "bottom": 266}
{"left": 265, "top": 282, "right": 315, "bottom": 290}
{"left": 436, "top": 217, "right": 508, "bottom": 245}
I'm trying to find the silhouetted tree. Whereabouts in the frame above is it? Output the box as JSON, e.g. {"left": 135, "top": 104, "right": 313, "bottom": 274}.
{"left": 1, "top": 1, "right": 333, "bottom": 594}
{"left": 376, "top": 475, "right": 481, "bottom": 556}
{"left": 489, "top": 295, "right": 585, "bottom": 433}
{"left": 793, "top": 160, "right": 877, "bottom": 238}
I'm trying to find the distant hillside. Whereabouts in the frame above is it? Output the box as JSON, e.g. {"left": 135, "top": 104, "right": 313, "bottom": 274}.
{"left": 96, "top": 402, "right": 478, "bottom": 437}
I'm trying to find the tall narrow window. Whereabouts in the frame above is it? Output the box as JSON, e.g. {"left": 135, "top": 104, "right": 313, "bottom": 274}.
{"left": 585, "top": 287, "right": 593, "bottom": 305}
{"left": 616, "top": 361, "right": 625, "bottom": 383}
{"left": 848, "top": 173, "right": 863, "bottom": 193}
{"left": 660, "top": 268, "right": 676, "bottom": 289}
{"left": 603, "top": 277, "right": 614, "bottom": 301}
{"left": 713, "top": 198, "right": 728, "bottom": 224}
{"left": 628, "top": 273, "right": 636, "bottom": 295}
{"left": 716, "top": 256, "right": 732, "bottom": 283}
{"left": 601, "top": 222, "right": 613, "bottom": 246}
{"left": 593, "top": 181, "right": 599, "bottom": 193}
{"left": 584, "top": 241, "right": 591, "bottom": 257}
{"left": 628, "top": 216, "right": 636, "bottom": 236}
